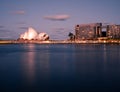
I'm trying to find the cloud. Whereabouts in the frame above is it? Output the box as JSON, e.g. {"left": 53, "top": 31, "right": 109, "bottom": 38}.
{"left": 49, "top": 28, "right": 72, "bottom": 40}
{"left": 0, "top": 26, "right": 4, "bottom": 28}
{"left": 11, "top": 10, "right": 25, "bottom": 15}
{"left": 52, "top": 27, "right": 73, "bottom": 32}
{"left": 19, "top": 27, "right": 28, "bottom": 30}
{"left": 0, "top": 29, "right": 11, "bottom": 32}
{"left": 17, "top": 22, "right": 26, "bottom": 25}
{"left": 44, "top": 14, "right": 70, "bottom": 21}
{"left": 52, "top": 27, "right": 66, "bottom": 31}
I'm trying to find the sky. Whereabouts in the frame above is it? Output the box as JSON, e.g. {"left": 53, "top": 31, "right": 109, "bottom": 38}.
{"left": 0, "top": 0, "right": 120, "bottom": 40}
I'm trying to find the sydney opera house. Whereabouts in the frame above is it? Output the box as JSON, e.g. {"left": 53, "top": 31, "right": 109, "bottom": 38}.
{"left": 18, "top": 27, "right": 49, "bottom": 41}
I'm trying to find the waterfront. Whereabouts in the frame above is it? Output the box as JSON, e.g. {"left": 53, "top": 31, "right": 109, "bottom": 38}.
{"left": 0, "top": 44, "right": 120, "bottom": 92}
{"left": 1, "top": 39, "right": 120, "bottom": 44}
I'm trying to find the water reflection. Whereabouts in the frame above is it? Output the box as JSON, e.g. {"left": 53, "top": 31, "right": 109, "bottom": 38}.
{"left": 21, "top": 44, "right": 36, "bottom": 84}
{"left": 0, "top": 44, "right": 120, "bottom": 91}
{"left": 74, "top": 44, "right": 100, "bottom": 73}
{"left": 20, "top": 44, "right": 51, "bottom": 86}
{"left": 103, "top": 44, "right": 107, "bottom": 61}
{"left": 73, "top": 44, "right": 120, "bottom": 77}
{"left": 38, "top": 50, "right": 50, "bottom": 80}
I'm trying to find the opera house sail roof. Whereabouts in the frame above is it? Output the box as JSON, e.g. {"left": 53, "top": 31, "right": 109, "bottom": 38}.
{"left": 19, "top": 27, "right": 49, "bottom": 41}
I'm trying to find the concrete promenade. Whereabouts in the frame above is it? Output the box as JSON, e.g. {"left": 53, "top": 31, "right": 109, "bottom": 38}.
{"left": 0, "top": 40, "right": 120, "bottom": 44}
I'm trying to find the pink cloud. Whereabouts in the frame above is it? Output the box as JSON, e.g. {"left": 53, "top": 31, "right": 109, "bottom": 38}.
{"left": 11, "top": 10, "right": 25, "bottom": 15}
{"left": 44, "top": 14, "right": 70, "bottom": 21}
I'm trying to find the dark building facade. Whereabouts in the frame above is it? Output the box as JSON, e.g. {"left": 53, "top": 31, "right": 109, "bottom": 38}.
{"left": 75, "top": 23, "right": 120, "bottom": 40}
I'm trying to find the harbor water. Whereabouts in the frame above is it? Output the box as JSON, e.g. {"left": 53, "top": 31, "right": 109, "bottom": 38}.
{"left": 0, "top": 44, "right": 120, "bottom": 92}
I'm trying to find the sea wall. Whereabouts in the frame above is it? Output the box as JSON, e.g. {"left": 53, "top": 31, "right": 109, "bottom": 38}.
{"left": 1, "top": 40, "right": 120, "bottom": 44}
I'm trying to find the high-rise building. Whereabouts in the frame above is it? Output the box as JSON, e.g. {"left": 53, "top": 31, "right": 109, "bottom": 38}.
{"left": 75, "top": 23, "right": 120, "bottom": 40}
{"left": 107, "top": 25, "right": 120, "bottom": 39}
{"left": 75, "top": 23, "right": 102, "bottom": 40}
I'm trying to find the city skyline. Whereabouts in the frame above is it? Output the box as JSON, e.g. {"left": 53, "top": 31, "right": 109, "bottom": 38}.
{"left": 0, "top": 0, "right": 120, "bottom": 40}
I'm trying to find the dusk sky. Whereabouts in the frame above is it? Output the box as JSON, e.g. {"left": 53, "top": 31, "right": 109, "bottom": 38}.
{"left": 0, "top": 0, "right": 120, "bottom": 40}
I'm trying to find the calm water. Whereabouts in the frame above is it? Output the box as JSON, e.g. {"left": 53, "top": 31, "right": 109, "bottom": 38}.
{"left": 0, "top": 44, "right": 120, "bottom": 92}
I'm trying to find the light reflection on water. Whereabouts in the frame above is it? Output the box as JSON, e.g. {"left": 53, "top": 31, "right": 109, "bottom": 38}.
{"left": 0, "top": 44, "right": 120, "bottom": 92}
{"left": 20, "top": 44, "right": 51, "bottom": 87}
{"left": 21, "top": 44, "right": 36, "bottom": 84}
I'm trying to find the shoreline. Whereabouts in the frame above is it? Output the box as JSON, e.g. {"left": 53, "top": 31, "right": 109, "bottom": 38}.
{"left": 0, "top": 40, "right": 120, "bottom": 44}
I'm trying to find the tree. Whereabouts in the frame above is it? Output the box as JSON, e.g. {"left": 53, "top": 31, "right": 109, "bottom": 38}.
{"left": 68, "top": 32, "right": 75, "bottom": 41}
